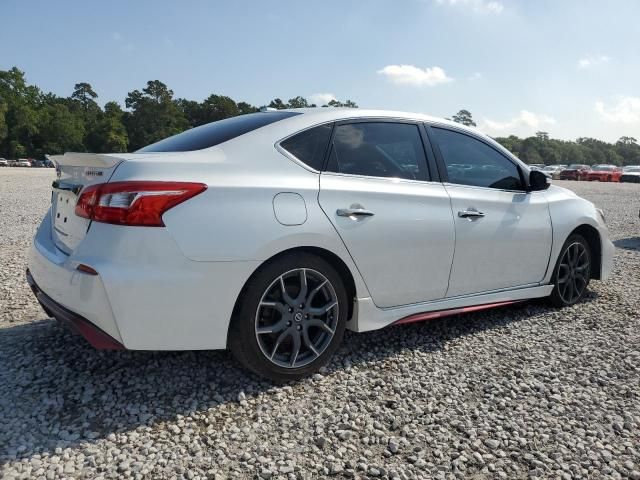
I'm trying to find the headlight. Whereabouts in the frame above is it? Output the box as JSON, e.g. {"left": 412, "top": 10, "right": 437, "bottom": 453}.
{"left": 596, "top": 208, "right": 606, "bottom": 224}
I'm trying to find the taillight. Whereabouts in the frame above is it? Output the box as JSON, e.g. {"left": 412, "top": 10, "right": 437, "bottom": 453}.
{"left": 75, "top": 181, "right": 207, "bottom": 226}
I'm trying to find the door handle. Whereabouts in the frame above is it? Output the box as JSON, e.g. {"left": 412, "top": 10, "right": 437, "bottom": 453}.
{"left": 337, "top": 208, "right": 375, "bottom": 217}
{"left": 458, "top": 209, "right": 485, "bottom": 218}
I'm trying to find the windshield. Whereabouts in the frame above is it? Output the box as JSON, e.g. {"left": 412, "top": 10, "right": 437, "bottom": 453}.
{"left": 623, "top": 166, "right": 640, "bottom": 172}
{"left": 568, "top": 164, "right": 588, "bottom": 169}
{"left": 592, "top": 165, "right": 615, "bottom": 171}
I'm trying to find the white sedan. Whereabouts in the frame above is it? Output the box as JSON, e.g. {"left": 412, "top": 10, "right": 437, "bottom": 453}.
{"left": 27, "top": 109, "right": 614, "bottom": 380}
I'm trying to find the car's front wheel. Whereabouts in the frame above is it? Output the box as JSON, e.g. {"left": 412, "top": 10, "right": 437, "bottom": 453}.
{"left": 228, "top": 252, "right": 348, "bottom": 381}
{"left": 549, "top": 234, "right": 592, "bottom": 307}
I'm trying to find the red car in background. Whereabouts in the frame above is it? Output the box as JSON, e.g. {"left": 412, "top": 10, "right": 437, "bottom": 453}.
{"left": 559, "top": 164, "right": 590, "bottom": 180}
{"left": 584, "top": 164, "right": 622, "bottom": 182}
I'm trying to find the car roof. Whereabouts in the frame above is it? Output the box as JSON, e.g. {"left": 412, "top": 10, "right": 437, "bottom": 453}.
{"left": 269, "top": 107, "right": 496, "bottom": 143}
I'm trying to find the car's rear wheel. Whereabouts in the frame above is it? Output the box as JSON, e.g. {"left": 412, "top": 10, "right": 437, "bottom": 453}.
{"left": 228, "top": 253, "right": 348, "bottom": 381}
{"left": 549, "top": 234, "right": 591, "bottom": 307}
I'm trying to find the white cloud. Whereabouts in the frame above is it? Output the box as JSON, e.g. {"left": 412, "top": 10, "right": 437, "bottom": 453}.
{"left": 435, "top": 0, "right": 504, "bottom": 14}
{"left": 481, "top": 110, "right": 556, "bottom": 134}
{"left": 469, "top": 72, "right": 483, "bottom": 80}
{"left": 578, "top": 55, "right": 610, "bottom": 69}
{"left": 595, "top": 97, "right": 640, "bottom": 123}
{"left": 308, "top": 93, "right": 337, "bottom": 105}
{"left": 377, "top": 65, "right": 453, "bottom": 87}
{"left": 111, "top": 32, "right": 122, "bottom": 41}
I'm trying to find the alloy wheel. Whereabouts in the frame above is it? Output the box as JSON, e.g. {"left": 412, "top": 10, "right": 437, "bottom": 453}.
{"left": 255, "top": 268, "right": 339, "bottom": 368}
{"left": 557, "top": 242, "right": 590, "bottom": 304}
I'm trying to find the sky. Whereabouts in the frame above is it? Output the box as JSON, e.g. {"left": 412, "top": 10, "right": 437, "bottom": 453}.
{"left": 1, "top": 0, "right": 639, "bottom": 142}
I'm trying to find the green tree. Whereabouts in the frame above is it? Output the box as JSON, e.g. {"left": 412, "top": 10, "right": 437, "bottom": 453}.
{"left": 87, "top": 101, "right": 128, "bottom": 152}
{"left": 326, "top": 99, "right": 358, "bottom": 108}
{"left": 268, "top": 98, "right": 288, "bottom": 110}
{"left": 287, "top": 96, "right": 309, "bottom": 109}
{"left": 452, "top": 109, "right": 476, "bottom": 127}
{"left": 35, "top": 101, "right": 85, "bottom": 155}
{"left": 124, "top": 80, "right": 188, "bottom": 150}
{"left": 535, "top": 131, "right": 549, "bottom": 141}
{"left": 0, "top": 67, "right": 41, "bottom": 158}
{"left": 237, "top": 101, "right": 258, "bottom": 115}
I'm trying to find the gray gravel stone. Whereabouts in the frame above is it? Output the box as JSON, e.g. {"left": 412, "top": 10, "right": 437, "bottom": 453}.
{"left": 1, "top": 172, "right": 639, "bottom": 478}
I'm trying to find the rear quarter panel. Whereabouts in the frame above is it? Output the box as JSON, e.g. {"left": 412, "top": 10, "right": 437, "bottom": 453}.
{"left": 109, "top": 137, "right": 371, "bottom": 300}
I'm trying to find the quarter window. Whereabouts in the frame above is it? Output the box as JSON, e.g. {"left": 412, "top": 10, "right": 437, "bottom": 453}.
{"left": 280, "top": 123, "right": 333, "bottom": 171}
{"left": 327, "top": 123, "right": 428, "bottom": 181}
{"left": 430, "top": 127, "right": 523, "bottom": 190}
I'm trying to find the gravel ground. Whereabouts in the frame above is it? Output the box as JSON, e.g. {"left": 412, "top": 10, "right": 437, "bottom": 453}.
{"left": 1, "top": 169, "right": 639, "bottom": 479}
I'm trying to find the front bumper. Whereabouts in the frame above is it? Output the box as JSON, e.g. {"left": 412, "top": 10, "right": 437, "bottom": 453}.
{"left": 600, "top": 233, "right": 615, "bottom": 281}
{"left": 27, "top": 270, "right": 124, "bottom": 349}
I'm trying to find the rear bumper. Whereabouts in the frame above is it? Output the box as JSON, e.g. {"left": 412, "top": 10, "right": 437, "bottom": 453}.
{"left": 28, "top": 207, "right": 259, "bottom": 350}
{"left": 26, "top": 270, "right": 124, "bottom": 349}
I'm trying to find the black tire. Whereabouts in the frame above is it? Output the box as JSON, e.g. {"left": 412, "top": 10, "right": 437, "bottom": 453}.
{"left": 548, "top": 234, "right": 592, "bottom": 307}
{"left": 228, "top": 252, "right": 348, "bottom": 382}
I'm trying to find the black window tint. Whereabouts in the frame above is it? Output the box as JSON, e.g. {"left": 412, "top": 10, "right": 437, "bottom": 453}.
{"left": 328, "top": 123, "right": 427, "bottom": 180}
{"left": 137, "top": 112, "right": 300, "bottom": 152}
{"left": 431, "top": 127, "right": 523, "bottom": 190}
{"left": 280, "top": 123, "right": 333, "bottom": 170}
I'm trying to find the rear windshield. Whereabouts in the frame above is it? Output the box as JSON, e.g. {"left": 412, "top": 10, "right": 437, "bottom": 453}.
{"left": 137, "top": 111, "right": 301, "bottom": 153}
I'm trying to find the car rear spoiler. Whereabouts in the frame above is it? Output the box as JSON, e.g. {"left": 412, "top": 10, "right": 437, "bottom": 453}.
{"left": 47, "top": 152, "right": 125, "bottom": 169}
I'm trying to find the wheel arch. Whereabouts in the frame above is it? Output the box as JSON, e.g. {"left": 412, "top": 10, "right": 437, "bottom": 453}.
{"left": 570, "top": 224, "right": 602, "bottom": 279}
{"left": 229, "top": 246, "right": 358, "bottom": 344}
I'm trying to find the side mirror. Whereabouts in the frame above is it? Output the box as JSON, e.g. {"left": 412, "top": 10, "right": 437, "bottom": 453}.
{"left": 529, "top": 170, "right": 550, "bottom": 191}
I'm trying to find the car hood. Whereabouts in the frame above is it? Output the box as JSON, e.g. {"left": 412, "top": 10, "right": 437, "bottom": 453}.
{"left": 622, "top": 171, "right": 640, "bottom": 176}
{"left": 547, "top": 184, "right": 579, "bottom": 198}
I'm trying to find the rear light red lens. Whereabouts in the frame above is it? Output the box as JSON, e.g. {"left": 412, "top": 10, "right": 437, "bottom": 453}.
{"left": 75, "top": 181, "right": 207, "bottom": 226}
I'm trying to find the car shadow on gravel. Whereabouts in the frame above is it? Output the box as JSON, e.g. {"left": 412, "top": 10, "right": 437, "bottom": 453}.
{"left": 0, "top": 295, "right": 595, "bottom": 462}
{"left": 614, "top": 237, "right": 640, "bottom": 251}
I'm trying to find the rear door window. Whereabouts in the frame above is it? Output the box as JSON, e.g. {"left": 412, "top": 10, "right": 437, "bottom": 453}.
{"left": 326, "top": 122, "right": 429, "bottom": 181}
{"left": 138, "top": 111, "right": 300, "bottom": 152}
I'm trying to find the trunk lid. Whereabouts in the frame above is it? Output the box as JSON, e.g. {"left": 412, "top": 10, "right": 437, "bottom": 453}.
{"left": 48, "top": 152, "right": 138, "bottom": 254}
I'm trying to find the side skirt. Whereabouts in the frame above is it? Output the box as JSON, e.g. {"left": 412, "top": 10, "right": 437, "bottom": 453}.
{"left": 393, "top": 300, "right": 522, "bottom": 325}
{"left": 349, "top": 284, "right": 553, "bottom": 332}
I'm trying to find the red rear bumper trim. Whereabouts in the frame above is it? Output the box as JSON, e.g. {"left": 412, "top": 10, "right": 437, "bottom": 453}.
{"left": 393, "top": 300, "right": 522, "bottom": 326}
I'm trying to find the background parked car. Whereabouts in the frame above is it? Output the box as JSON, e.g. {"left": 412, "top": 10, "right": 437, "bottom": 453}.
{"left": 559, "top": 164, "right": 590, "bottom": 180}
{"left": 528, "top": 163, "right": 545, "bottom": 170}
{"left": 584, "top": 165, "right": 622, "bottom": 182}
{"left": 16, "top": 159, "right": 32, "bottom": 167}
{"left": 542, "top": 165, "right": 564, "bottom": 179}
{"left": 621, "top": 165, "right": 640, "bottom": 183}
{"left": 0, "top": 158, "right": 8, "bottom": 167}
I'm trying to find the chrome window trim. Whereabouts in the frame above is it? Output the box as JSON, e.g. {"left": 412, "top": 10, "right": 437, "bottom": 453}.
{"left": 320, "top": 170, "right": 445, "bottom": 187}
{"left": 275, "top": 115, "right": 430, "bottom": 174}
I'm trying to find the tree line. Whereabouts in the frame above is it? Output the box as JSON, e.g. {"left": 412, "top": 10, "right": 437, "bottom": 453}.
{"left": 1, "top": 67, "right": 638, "bottom": 166}
{"left": 451, "top": 109, "right": 640, "bottom": 166}
{"left": 0, "top": 67, "right": 357, "bottom": 158}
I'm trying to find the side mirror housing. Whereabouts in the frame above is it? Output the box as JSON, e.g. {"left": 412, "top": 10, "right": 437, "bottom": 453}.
{"left": 529, "top": 170, "right": 550, "bottom": 191}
